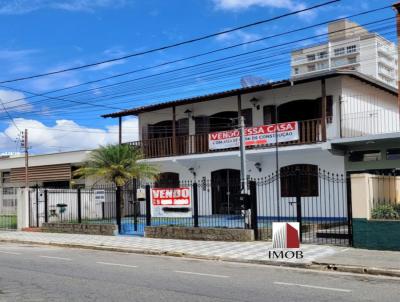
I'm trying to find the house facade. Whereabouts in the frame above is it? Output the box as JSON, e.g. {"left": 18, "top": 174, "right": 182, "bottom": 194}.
{"left": 103, "top": 71, "right": 399, "bottom": 216}
{"left": 0, "top": 150, "right": 91, "bottom": 213}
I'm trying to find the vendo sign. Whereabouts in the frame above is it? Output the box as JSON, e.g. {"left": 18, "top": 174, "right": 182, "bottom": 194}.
{"left": 208, "top": 121, "right": 299, "bottom": 150}
{"left": 150, "top": 187, "right": 192, "bottom": 218}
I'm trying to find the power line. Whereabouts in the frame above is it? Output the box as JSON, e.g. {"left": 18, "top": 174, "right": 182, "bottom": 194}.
{"left": 1, "top": 4, "right": 392, "bottom": 108}
{"left": 0, "top": 0, "right": 339, "bottom": 85}
{"left": 1, "top": 16, "right": 394, "bottom": 116}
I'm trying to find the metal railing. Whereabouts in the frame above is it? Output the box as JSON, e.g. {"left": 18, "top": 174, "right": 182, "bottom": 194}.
{"left": 129, "top": 118, "right": 323, "bottom": 159}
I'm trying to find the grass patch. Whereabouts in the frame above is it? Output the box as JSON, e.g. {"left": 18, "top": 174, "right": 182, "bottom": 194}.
{"left": 0, "top": 215, "right": 17, "bottom": 229}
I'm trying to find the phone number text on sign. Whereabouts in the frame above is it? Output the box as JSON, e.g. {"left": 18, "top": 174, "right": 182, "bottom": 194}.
{"left": 151, "top": 187, "right": 192, "bottom": 217}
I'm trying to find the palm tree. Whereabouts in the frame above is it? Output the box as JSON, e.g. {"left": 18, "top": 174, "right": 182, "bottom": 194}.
{"left": 73, "top": 144, "right": 158, "bottom": 224}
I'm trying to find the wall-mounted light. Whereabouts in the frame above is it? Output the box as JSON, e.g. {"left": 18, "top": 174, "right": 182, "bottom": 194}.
{"left": 254, "top": 162, "right": 262, "bottom": 172}
{"left": 184, "top": 109, "right": 194, "bottom": 120}
{"left": 250, "top": 97, "right": 260, "bottom": 110}
{"left": 188, "top": 167, "right": 196, "bottom": 177}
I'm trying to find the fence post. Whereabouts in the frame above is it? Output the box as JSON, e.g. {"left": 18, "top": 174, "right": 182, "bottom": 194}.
{"left": 346, "top": 175, "right": 353, "bottom": 246}
{"left": 193, "top": 182, "right": 199, "bottom": 227}
{"left": 77, "top": 188, "right": 82, "bottom": 224}
{"left": 250, "top": 180, "right": 258, "bottom": 240}
{"left": 295, "top": 168, "right": 303, "bottom": 242}
{"left": 44, "top": 189, "right": 48, "bottom": 223}
{"left": 35, "top": 185, "right": 39, "bottom": 228}
{"left": 116, "top": 186, "right": 122, "bottom": 234}
{"left": 145, "top": 184, "right": 151, "bottom": 226}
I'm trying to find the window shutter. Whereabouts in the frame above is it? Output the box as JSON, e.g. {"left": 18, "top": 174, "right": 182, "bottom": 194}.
{"left": 241, "top": 108, "right": 253, "bottom": 127}
{"left": 263, "top": 105, "right": 276, "bottom": 125}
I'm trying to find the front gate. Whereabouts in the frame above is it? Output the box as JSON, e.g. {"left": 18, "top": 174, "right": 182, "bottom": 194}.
{"left": 255, "top": 166, "right": 352, "bottom": 246}
{"left": 0, "top": 187, "right": 18, "bottom": 230}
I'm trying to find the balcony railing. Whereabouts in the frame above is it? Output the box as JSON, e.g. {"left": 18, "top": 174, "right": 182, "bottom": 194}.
{"left": 129, "top": 118, "right": 323, "bottom": 159}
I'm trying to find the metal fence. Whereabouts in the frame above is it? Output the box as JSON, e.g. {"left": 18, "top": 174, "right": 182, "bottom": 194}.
{"left": 368, "top": 173, "right": 400, "bottom": 220}
{"left": 29, "top": 167, "right": 353, "bottom": 246}
{"left": 0, "top": 187, "right": 18, "bottom": 230}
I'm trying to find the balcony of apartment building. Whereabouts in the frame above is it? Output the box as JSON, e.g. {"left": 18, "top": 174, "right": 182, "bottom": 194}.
{"left": 128, "top": 97, "right": 332, "bottom": 159}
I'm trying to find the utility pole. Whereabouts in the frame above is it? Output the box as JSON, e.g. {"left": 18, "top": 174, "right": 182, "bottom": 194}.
{"left": 22, "top": 129, "right": 29, "bottom": 189}
{"left": 239, "top": 115, "right": 247, "bottom": 194}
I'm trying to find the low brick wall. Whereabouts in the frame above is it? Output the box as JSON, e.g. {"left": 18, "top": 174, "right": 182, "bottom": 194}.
{"left": 353, "top": 218, "right": 400, "bottom": 251}
{"left": 145, "top": 226, "right": 254, "bottom": 241}
{"left": 41, "top": 223, "right": 117, "bottom": 236}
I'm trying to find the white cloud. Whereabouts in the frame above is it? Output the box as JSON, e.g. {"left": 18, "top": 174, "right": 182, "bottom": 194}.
{"left": 213, "top": 0, "right": 316, "bottom": 20}
{"left": 216, "top": 30, "right": 261, "bottom": 44}
{"left": 213, "top": 0, "right": 305, "bottom": 11}
{"left": 0, "top": 117, "right": 139, "bottom": 153}
{"left": 0, "top": 89, "right": 32, "bottom": 112}
{"left": 0, "top": 0, "right": 129, "bottom": 15}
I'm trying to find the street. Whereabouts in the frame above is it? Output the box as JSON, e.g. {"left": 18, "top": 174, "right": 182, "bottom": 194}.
{"left": 0, "top": 243, "right": 399, "bottom": 301}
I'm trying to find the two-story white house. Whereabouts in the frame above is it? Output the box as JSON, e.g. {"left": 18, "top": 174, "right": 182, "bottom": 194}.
{"left": 102, "top": 70, "right": 399, "bottom": 216}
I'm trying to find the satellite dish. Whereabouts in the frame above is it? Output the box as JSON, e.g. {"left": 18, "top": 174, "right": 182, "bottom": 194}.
{"left": 240, "top": 75, "right": 266, "bottom": 88}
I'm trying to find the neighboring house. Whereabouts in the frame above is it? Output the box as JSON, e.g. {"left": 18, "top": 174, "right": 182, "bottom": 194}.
{"left": 102, "top": 70, "right": 399, "bottom": 215}
{"left": 291, "top": 19, "right": 398, "bottom": 88}
{"left": 0, "top": 150, "right": 91, "bottom": 212}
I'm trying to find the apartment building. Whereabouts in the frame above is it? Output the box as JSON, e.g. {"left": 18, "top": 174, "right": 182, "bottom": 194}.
{"left": 291, "top": 19, "right": 398, "bottom": 88}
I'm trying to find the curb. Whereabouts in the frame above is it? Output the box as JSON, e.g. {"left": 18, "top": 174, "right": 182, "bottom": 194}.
{"left": 1, "top": 238, "right": 400, "bottom": 278}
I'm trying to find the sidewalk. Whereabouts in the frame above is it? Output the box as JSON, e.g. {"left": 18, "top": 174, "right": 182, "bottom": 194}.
{"left": 0, "top": 231, "right": 399, "bottom": 277}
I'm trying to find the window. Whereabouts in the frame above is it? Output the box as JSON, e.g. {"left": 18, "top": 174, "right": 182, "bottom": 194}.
{"left": 307, "top": 64, "right": 316, "bottom": 72}
{"left": 346, "top": 45, "right": 357, "bottom": 54}
{"left": 280, "top": 164, "right": 319, "bottom": 197}
{"left": 318, "top": 51, "right": 328, "bottom": 59}
{"left": 294, "top": 67, "right": 299, "bottom": 75}
{"left": 349, "top": 150, "right": 381, "bottom": 162}
{"left": 307, "top": 54, "right": 316, "bottom": 62}
{"left": 2, "top": 187, "right": 15, "bottom": 195}
{"left": 334, "top": 47, "right": 345, "bottom": 56}
{"left": 1, "top": 172, "right": 10, "bottom": 184}
{"left": 348, "top": 57, "right": 357, "bottom": 64}
{"left": 387, "top": 148, "right": 400, "bottom": 160}
{"left": 316, "top": 62, "right": 328, "bottom": 70}
{"left": 155, "top": 172, "right": 180, "bottom": 188}
{"left": 2, "top": 199, "right": 16, "bottom": 207}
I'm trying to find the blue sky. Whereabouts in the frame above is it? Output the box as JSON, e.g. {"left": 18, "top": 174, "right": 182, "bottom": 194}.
{"left": 0, "top": 0, "right": 396, "bottom": 154}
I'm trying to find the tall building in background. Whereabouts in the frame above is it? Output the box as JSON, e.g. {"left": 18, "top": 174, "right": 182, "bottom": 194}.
{"left": 291, "top": 19, "right": 398, "bottom": 88}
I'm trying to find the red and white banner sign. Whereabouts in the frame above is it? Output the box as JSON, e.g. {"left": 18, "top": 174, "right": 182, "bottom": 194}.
{"left": 208, "top": 121, "right": 299, "bottom": 150}
{"left": 150, "top": 187, "right": 192, "bottom": 218}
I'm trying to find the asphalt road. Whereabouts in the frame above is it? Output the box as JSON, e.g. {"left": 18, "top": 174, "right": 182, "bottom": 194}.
{"left": 0, "top": 243, "right": 399, "bottom": 302}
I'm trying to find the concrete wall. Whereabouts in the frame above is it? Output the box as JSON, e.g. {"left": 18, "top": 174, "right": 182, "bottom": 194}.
{"left": 353, "top": 219, "right": 400, "bottom": 251}
{"left": 351, "top": 173, "right": 400, "bottom": 220}
{"left": 351, "top": 173, "right": 400, "bottom": 251}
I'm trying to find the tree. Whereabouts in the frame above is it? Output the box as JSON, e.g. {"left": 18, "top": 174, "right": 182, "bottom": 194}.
{"left": 73, "top": 144, "right": 158, "bottom": 224}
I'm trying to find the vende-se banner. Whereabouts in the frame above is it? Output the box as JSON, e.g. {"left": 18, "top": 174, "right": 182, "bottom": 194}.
{"left": 208, "top": 121, "right": 299, "bottom": 150}
{"left": 150, "top": 187, "right": 192, "bottom": 218}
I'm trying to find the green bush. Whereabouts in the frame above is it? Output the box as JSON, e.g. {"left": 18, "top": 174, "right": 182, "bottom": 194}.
{"left": 393, "top": 204, "right": 400, "bottom": 216}
{"left": 371, "top": 204, "right": 399, "bottom": 220}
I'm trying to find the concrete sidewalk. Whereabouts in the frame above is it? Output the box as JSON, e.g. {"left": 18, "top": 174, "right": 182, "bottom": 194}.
{"left": 0, "top": 231, "right": 399, "bottom": 277}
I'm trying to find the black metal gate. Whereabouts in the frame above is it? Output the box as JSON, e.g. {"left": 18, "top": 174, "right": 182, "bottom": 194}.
{"left": 255, "top": 167, "right": 352, "bottom": 246}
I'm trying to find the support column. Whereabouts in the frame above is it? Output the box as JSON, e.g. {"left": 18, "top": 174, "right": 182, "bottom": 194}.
{"left": 321, "top": 78, "right": 327, "bottom": 141}
{"left": 118, "top": 116, "right": 122, "bottom": 145}
{"left": 172, "top": 106, "right": 177, "bottom": 155}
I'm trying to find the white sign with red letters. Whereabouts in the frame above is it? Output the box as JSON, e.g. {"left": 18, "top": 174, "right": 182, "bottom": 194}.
{"left": 150, "top": 187, "right": 192, "bottom": 218}
{"left": 208, "top": 121, "right": 299, "bottom": 150}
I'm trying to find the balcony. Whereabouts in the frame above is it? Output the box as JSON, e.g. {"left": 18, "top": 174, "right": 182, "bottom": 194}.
{"left": 129, "top": 119, "right": 323, "bottom": 159}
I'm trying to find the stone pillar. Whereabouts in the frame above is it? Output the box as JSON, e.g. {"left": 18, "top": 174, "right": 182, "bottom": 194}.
{"left": 350, "top": 174, "right": 372, "bottom": 219}
{"left": 17, "top": 188, "right": 30, "bottom": 230}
